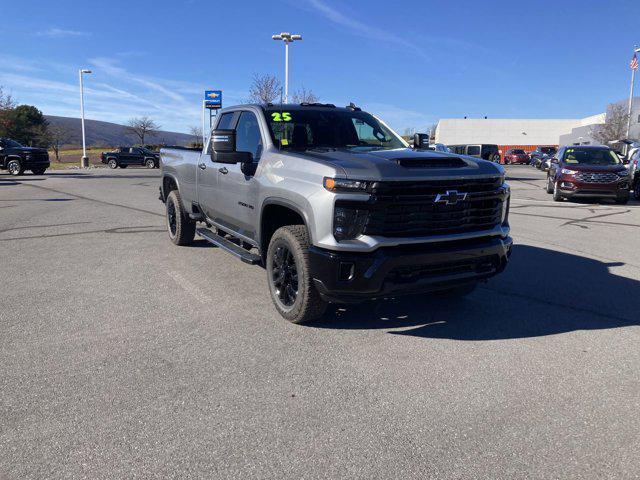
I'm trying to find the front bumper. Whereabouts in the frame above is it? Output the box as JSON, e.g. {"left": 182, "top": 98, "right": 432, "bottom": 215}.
{"left": 308, "top": 236, "right": 513, "bottom": 303}
{"left": 23, "top": 156, "right": 50, "bottom": 168}
{"left": 557, "top": 177, "right": 629, "bottom": 199}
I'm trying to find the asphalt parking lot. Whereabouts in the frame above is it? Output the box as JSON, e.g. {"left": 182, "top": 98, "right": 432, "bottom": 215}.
{"left": 1, "top": 166, "right": 639, "bottom": 479}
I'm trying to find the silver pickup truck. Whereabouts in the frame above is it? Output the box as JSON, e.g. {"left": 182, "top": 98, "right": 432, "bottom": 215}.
{"left": 160, "top": 103, "right": 512, "bottom": 323}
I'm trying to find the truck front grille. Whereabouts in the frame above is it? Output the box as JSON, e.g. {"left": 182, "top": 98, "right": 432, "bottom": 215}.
{"left": 360, "top": 177, "right": 506, "bottom": 238}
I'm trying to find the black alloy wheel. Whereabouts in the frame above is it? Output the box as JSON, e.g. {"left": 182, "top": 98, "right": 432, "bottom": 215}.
{"left": 271, "top": 244, "right": 299, "bottom": 308}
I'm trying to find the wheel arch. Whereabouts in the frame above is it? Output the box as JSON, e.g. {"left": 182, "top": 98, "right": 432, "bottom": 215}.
{"left": 161, "top": 174, "right": 181, "bottom": 202}
{"left": 259, "top": 198, "right": 311, "bottom": 261}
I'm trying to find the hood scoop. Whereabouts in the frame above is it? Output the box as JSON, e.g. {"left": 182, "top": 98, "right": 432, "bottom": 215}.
{"left": 393, "top": 156, "right": 467, "bottom": 168}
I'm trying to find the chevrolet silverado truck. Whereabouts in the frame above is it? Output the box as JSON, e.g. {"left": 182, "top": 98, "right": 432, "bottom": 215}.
{"left": 101, "top": 147, "right": 159, "bottom": 169}
{"left": 0, "top": 138, "right": 50, "bottom": 176}
{"left": 159, "top": 103, "right": 512, "bottom": 323}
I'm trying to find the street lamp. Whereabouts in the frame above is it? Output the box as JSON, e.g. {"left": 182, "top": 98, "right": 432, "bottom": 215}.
{"left": 79, "top": 69, "right": 92, "bottom": 168}
{"left": 272, "top": 32, "right": 302, "bottom": 103}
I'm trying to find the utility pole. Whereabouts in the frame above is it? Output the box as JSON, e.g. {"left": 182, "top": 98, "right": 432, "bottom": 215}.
{"left": 272, "top": 32, "right": 302, "bottom": 103}
{"left": 79, "top": 69, "right": 92, "bottom": 168}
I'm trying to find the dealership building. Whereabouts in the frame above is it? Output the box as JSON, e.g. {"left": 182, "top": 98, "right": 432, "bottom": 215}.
{"left": 434, "top": 97, "right": 640, "bottom": 155}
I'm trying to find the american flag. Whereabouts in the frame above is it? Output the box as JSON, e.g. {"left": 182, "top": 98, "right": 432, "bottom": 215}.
{"left": 632, "top": 53, "right": 639, "bottom": 71}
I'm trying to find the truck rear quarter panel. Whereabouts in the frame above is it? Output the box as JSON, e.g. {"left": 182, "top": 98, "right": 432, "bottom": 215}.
{"left": 160, "top": 148, "right": 200, "bottom": 211}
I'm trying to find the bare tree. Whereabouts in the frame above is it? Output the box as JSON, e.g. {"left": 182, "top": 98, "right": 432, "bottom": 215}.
{"left": 0, "top": 86, "right": 15, "bottom": 110}
{"left": 291, "top": 86, "right": 319, "bottom": 104}
{"left": 126, "top": 116, "right": 161, "bottom": 144}
{"left": 591, "top": 104, "right": 629, "bottom": 144}
{"left": 0, "top": 86, "right": 16, "bottom": 136}
{"left": 47, "top": 124, "right": 73, "bottom": 161}
{"left": 248, "top": 74, "right": 282, "bottom": 104}
{"left": 189, "top": 125, "right": 203, "bottom": 149}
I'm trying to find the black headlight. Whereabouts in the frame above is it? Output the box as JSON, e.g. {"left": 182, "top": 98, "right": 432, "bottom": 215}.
{"left": 333, "top": 206, "right": 369, "bottom": 241}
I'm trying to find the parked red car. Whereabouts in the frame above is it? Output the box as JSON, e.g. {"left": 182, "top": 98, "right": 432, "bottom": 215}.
{"left": 503, "top": 148, "right": 530, "bottom": 165}
{"left": 545, "top": 146, "right": 630, "bottom": 204}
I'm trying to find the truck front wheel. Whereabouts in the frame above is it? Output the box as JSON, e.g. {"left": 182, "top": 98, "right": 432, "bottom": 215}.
{"left": 266, "top": 225, "right": 327, "bottom": 324}
{"left": 166, "top": 190, "right": 195, "bottom": 246}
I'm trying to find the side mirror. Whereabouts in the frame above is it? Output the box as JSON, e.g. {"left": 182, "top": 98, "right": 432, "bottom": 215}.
{"left": 413, "top": 133, "right": 430, "bottom": 149}
{"left": 209, "top": 129, "right": 253, "bottom": 164}
{"left": 550, "top": 157, "right": 559, "bottom": 164}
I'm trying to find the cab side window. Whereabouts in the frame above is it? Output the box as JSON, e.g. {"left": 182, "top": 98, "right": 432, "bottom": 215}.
{"left": 235, "top": 111, "right": 263, "bottom": 161}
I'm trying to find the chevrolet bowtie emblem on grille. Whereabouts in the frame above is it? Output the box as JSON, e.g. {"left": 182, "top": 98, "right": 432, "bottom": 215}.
{"left": 434, "top": 190, "right": 468, "bottom": 205}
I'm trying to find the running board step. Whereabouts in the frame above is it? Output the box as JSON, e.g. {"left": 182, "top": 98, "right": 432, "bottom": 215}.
{"left": 196, "top": 228, "right": 262, "bottom": 265}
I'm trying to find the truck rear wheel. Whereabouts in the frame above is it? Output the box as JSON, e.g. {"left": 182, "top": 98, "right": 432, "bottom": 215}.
{"left": 266, "top": 225, "right": 327, "bottom": 324}
{"left": 166, "top": 190, "right": 195, "bottom": 246}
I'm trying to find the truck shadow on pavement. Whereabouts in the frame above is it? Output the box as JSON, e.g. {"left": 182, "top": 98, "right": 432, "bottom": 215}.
{"left": 310, "top": 245, "right": 639, "bottom": 340}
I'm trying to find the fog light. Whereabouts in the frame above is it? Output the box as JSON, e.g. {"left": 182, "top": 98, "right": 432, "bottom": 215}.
{"left": 560, "top": 182, "right": 575, "bottom": 189}
{"left": 619, "top": 182, "right": 629, "bottom": 189}
{"left": 338, "top": 262, "right": 355, "bottom": 281}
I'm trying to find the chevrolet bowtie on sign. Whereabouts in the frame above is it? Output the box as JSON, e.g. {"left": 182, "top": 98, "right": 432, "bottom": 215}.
{"left": 204, "top": 90, "right": 222, "bottom": 109}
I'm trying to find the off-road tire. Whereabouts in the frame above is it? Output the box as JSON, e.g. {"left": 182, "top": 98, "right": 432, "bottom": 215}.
{"left": 7, "top": 158, "right": 24, "bottom": 176}
{"left": 120, "top": 164, "right": 128, "bottom": 169}
{"left": 266, "top": 225, "right": 327, "bottom": 324}
{"left": 107, "top": 158, "right": 118, "bottom": 169}
{"left": 31, "top": 167, "right": 47, "bottom": 175}
{"left": 166, "top": 190, "right": 196, "bottom": 246}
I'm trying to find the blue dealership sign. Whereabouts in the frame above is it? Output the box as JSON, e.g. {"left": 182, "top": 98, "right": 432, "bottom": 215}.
{"left": 204, "top": 90, "right": 222, "bottom": 109}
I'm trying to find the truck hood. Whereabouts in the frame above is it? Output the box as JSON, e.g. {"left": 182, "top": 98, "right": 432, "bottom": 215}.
{"left": 299, "top": 147, "right": 502, "bottom": 180}
{"left": 7, "top": 147, "right": 48, "bottom": 154}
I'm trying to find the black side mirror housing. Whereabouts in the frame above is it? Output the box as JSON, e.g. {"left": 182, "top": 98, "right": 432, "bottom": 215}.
{"left": 210, "top": 128, "right": 253, "bottom": 164}
{"left": 413, "top": 133, "right": 430, "bottom": 149}
{"left": 550, "top": 157, "right": 559, "bottom": 164}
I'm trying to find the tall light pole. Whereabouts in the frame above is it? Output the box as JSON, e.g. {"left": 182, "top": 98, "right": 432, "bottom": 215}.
{"left": 79, "top": 69, "right": 92, "bottom": 168}
{"left": 272, "top": 32, "right": 302, "bottom": 103}
{"left": 626, "top": 46, "right": 640, "bottom": 139}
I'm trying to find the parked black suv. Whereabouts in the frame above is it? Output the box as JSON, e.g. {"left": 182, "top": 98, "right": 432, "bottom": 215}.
{"left": 448, "top": 144, "right": 501, "bottom": 163}
{"left": 0, "top": 138, "right": 50, "bottom": 176}
{"left": 101, "top": 147, "right": 159, "bottom": 169}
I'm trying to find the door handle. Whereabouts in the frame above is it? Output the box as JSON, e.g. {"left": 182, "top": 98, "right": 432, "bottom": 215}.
{"left": 218, "top": 167, "right": 228, "bottom": 174}
{"left": 198, "top": 163, "right": 206, "bottom": 170}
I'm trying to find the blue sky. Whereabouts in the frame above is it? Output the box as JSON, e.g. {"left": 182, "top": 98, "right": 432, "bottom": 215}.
{"left": 1, "top": 0, "right": 639, "bottom": 134}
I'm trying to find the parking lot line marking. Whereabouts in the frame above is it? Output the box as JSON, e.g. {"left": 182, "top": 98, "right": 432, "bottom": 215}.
{"left": 168, "top": 271, "right": 212, "bottom": 304}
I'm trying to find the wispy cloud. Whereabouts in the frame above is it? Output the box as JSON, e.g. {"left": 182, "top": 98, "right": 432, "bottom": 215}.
{"left": 37, "top": 28, "right": 90, "bottom": 38}
{"left": 305, "top": 0, "right": 428, "bottom": 59}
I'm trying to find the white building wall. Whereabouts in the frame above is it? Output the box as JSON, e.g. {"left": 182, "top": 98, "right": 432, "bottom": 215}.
{"left": 435, "top": 118, "right": 586, "bottom": 145}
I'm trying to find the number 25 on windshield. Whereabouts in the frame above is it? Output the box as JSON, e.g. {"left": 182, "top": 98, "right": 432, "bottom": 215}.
{"left": 271, "top": 112, "right": 292, "bottom": 122}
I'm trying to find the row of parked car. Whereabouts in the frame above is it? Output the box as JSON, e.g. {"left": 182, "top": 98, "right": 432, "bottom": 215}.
{"left": 414, "top": 137, "right": 639, "bottom": 202}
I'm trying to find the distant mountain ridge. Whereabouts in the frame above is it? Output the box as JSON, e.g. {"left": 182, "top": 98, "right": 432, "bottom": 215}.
{"left": 45, "top": 115, "right": 192, "bottom": 147}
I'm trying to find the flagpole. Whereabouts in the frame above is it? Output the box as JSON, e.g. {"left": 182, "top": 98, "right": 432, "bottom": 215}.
{"left": 626, "top": 68, "right": 636, "bottom": 139}
{"left": 626, "top": 47, "right": 639, "bottom": 139}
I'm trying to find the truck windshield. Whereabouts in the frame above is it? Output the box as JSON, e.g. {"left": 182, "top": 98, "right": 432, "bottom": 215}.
{"left": 563, "top": 148, "right": 621, "bottom": 165}
{"left": 265, "top": 108, "right": 406, "bottom": 151}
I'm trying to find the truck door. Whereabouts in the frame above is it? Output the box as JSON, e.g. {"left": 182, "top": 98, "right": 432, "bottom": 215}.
{"left": 210, "top": 110, "right": 262, "bottom": 241}
{"left": 197, "top": 111, "right": 237, "bottom": 223}
{"left": 119, "top": 148, "right": 132, "bottom": 165}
